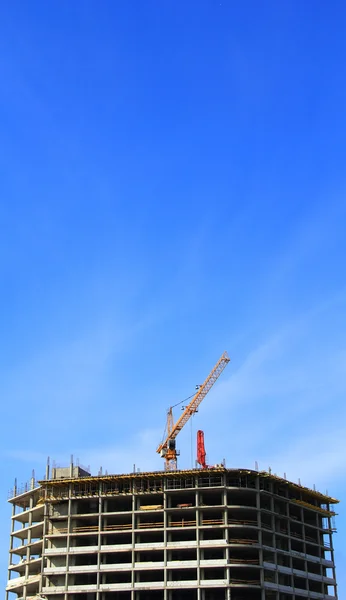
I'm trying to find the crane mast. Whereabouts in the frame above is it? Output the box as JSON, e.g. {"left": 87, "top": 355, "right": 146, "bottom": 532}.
{"left": 156, "top": 351, "right": 230, "bottom": 470}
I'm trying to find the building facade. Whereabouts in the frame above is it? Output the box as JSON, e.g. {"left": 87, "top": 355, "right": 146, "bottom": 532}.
{"left": 6, "top": 466, "right": 338, "bottom": 600}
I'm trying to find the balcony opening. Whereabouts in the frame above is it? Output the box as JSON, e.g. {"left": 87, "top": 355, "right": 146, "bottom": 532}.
{"left": 289, "top": 506, "right": 301, "bottom": 521}
{"left": 200, "top": 590, "right": 224, "bottom": 600}
{"left": 277, "top": 553, "right": 290, "bottom": 568}
{"left": 309, "top": 579, "right": 324, "bottom": 594}
{"left": 168, "top": 507, "right": 196, "bottom": 526}
{"left": 202, "top": 547, "right": 224, "bottom": 560}
{"left": 73, "top": 553, "right": 97, "bottom": 567}
{"left": 135, "top": 530, "right": 164, "bottom": 544}
{"left": 264, "top": 569, "right": 276, "bottom": 584}
{"left": 103, "top": 571, "right": 131, "bottom": 584}
{"left": 103, "top": 514, "right": 132, "bottom": 532}
{"left": 305, "top": 525, "right": 319, "bottom": 545}
{"left": 260, "top": 496, "right": 272, "bottom": 511}
{"left": 71, "top": 534, "right": 98, "bottom": 548}
{"left": 136, "top": 494, "right": 163, "bottom": 510}
{"left": 171, "top": 591, "right": 197, "bottom": 600}
{"left": 200, "top": 491, "right": 223, "bottom": 506}
{"left": 302, "top": 509, "right": 317, "bottom": 527}
{"left": 135, "top": 550, "right": 164, "bottom": 563}
{"left": 73, "top": 500, "right": 99, "bottom": 515}
{"left": 101, "top": 551, "right": 132, "bottom": 565}
{"left": 228, "top": 491, "right": 256, "bottom": 508}
{"left": 262, "top": 549, "right": 274, "bottom": 564}
{"left": 137, "top": 514, "right": 164, "bottom": 530}
{"left": 290, "top": 538, "right": 304, "bottom": 553}
{"left": 294, "top": 576, "right": 307, "bottom": 590}
{"left": 265, "top": 592, "right": 277, "bottom": 600}
{"left": 275, "top": 518, "right": 288, "bottom": 536}
{"left": 137, "top": 569, "right": 164, "bottom": 583}
{"left": 102, "top": 532, "right": 132, "bottom": 546}
{"left": 48, "top": 537, "right": 67, "bottom": 549}
{"left": 305, "top": 542, "right": 320, "bottom": 557}
{"left": 201, "top": 567, "right": 225, "bottom": 581}
{"left": 307, "top": 560, "right": 321, "bottom": 575}
{"left": 73, "top": 572, "right": 97, "bottom": 586}
{"left": 104, "top": 496, "right": 132, "bottom": 513}
{"left": 229, "top": 548, "right": 259, "bottom": 565}
{"left": 230, "top": 566, "right": 260, "bottom": 585}
{"left": 261, "top": 514, "right": 272, "bottom": 530}
{"left": 168, "top": 548, "right": 196, "bottom": 562}
{"left": 274, "top": 501, "right": 287, "bottom": 516}
{"left": 169, "top": 529, "right": 196, "bottom": 542}
{"left": 200, "top": 510, "right": 224, "bottom": 527}
{"left": 166, "top": 492, "right": 195, "bottom": 508}
{"left": 290, "top": 522, "right": 303, "bottom": 540}
{"left": 169, "top": 568, "right": 197, "bottom": 582}
{"left": 201, "top": 528, "right": 225, "bottom": 541}
{"left": 228, "top": 530, "right": 257, "bottom": 546}
{"left": 291, "top": 556, "right": 303, "bottom": 571}
{"left": 136, "top": 592, "right": 163, "bottom": 600}
{"left": 278, "top": 573, "right": 291, "bottom": 587}
{"left": 230, "top": 590, "right": 261, "bottom": 600}
{"left": 262, "top": 532, "right": 273, "bottom": 547}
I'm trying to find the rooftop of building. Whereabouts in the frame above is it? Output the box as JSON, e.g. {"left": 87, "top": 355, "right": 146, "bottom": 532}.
{"left": 8, "top": 464, "right": 339, "bottom": 507}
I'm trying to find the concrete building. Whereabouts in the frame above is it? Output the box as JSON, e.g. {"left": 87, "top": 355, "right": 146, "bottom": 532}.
{"left": 6, "top": 465, "right": 338, "bottom": 600}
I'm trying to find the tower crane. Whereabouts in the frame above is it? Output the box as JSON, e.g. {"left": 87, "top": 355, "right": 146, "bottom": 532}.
{"left": 156, "top": 351, "right": 230, "bottom": 470}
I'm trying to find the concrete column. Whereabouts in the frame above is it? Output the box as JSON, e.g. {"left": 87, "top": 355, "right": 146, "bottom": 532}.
{"left": 300, "top": 507, "right": 309, "bottom": 594}
{"left": 224, "top": 483, "right": 230, "bottom": 599}
{"left": 260, "top": 584, "right": 266, "bottom": 600}
{"left": 6, "top": 495, "right": 17, "bottom": 600}
{"left": 163, "top": 477, "right": 168, "bottom": 600}
{"left": 96, "top": 483, "right": 102, "bottom": 600}
{"left": 102, "top": 498, "right": 108, "bottom": 589}
{"left": 196, "top": 480, "right": 201, "bottom": 591}
{"left": 40, "top": 488, "right": 49, "bottom": 596}
{"left": 131, "top": 482, "right": 135, "bottom": 590}
{"left": 23, "top": 491, "right": 35, "bottom": 599}
{"left": 256, "top": 478, "right": 265, "bottom": 597}
{"left": 64, "top": 487, "right": 72, "bottom": 593}
{"left": 327, "top": 508, "right": 338, "bottom": 600}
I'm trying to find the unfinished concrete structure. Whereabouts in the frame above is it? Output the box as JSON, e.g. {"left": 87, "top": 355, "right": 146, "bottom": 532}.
{"left": 6, "top": 465, "right": 338, "bottom": 600}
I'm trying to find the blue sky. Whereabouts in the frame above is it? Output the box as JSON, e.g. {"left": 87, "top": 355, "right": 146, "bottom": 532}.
{"left": 1, "top": 0, "right": 345, "bottom": 594}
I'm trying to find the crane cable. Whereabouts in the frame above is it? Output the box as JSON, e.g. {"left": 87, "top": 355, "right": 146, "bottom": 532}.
{"left": 159, "top": 391, "right": 196, "bottom": 446}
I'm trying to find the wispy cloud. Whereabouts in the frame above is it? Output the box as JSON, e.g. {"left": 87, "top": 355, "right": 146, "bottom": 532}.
{"left": 5, "top": 427, "right": 163, "bottom": 477}
{"left": 1, "top": 310, "right": 151, "bottom": 408}
{"left": 4, "top": 288, "right": 346, "bottom": 497}
{"left": 77, "top": 428, "right": 162, "bottom": 475}
{"left": 258, "top": 424, "right": 346, "bottom": 492}
{"left": 187, "top": 290, "right": 346, "bottom": 493}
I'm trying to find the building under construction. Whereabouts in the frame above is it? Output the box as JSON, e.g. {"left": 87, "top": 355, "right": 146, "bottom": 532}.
{"left": 5, "top": 353, "right": 339, "bottom": 599}
{"left": 6, "top": 463, "right": 338, "bottom": 600}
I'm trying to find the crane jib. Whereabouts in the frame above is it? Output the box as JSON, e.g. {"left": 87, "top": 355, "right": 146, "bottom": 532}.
{"left": 157, "top": 352, "right": 230, "bottom": 461}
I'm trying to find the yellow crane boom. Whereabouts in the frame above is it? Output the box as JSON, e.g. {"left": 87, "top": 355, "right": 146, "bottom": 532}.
{"left": 156, "top": 351, "right": 230, "bottom": 470}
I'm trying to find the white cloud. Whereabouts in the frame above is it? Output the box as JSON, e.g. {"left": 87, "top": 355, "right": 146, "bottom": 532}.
{"left": 257, "top": 424, "right": 346, "bottom": 492}
{"left": 34, "top": 427, "right": 163, "bottom": 477}
{"left": 4, "top": 289, "right": 346, "bottom": 504}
